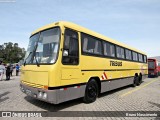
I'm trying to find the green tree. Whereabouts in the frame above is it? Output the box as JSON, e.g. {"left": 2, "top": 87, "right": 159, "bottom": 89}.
{"left": 0, "top": 42, "right": 26, "bottom": 63}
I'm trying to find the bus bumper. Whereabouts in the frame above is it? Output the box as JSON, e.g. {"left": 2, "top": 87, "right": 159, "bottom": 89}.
{"left": 148, "top": 73, "right": 158, "bottom": 77}
{"left": 20, "top": 83, "right": 86, "bottom": 104}
{"left": 20, "top": 83, "right": 58, "bottom": 104}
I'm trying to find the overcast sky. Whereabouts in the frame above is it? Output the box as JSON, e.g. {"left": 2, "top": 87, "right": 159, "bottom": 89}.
{"left": 0, "top": 0, "right": 159, "bottom": 57}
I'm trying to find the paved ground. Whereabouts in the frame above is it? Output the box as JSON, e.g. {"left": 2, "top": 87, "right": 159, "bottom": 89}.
{"left": 0, "top": 71, "right": 160, "bottom": 120}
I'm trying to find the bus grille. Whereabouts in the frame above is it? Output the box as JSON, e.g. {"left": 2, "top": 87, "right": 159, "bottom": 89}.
{"left": 22, "top": 81, "right": 44, "bottom": 88}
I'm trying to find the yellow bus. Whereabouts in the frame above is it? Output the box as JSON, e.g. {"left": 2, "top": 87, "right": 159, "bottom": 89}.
{"left": 20, "top": 21, "right": 148, "bottom": 104}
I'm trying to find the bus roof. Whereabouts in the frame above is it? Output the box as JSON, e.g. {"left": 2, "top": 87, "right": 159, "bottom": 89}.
{"left": 31, "top": 21, "right": 146, "bottom": 55}
{"left": 148, "top": 58, "right": 156, "bottom": 61}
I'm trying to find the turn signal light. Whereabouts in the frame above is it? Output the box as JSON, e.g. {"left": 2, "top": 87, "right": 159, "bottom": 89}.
{"left": 44, "top": 86, "right": 48, "bottom": 90}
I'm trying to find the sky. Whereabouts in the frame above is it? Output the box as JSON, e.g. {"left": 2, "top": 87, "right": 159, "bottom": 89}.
{"left": 0, "top": 0, "right": 159, "bottom": 57}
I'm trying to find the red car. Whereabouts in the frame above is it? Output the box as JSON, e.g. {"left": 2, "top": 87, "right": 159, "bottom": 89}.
{"left": 148, "top": 58, "right": 160, "bottom": 77}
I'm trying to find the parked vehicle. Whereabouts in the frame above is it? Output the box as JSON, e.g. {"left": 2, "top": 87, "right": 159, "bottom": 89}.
{"left": 20, "top": 21, "right": 148, "bottom": 104}
{"left": 148, "top": 58, "right": 160, "bottom": 77}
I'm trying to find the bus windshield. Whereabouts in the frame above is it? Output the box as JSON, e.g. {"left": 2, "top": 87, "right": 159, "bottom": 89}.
{"left": 25, "top": 27, "right": 60, "bottom": 64}
{"left": 148, "top": 61, "right": 155, "bottom": 69}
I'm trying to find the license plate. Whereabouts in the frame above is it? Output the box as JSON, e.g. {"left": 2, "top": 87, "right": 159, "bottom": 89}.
{"left": 25, "top": 89, "right": 32, "bottom": 96}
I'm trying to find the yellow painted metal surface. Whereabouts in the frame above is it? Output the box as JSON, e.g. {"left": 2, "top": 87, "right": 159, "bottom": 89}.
{"left": 21, "top": 21, "right": 148, "bottom": 88}
{"left": 31, "top": 21, "right": 146, "bottom": 55}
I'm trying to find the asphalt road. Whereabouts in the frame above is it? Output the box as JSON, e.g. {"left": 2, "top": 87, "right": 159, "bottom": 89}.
{"left": 0, "top": 72, "right": 160, "bottom": 120}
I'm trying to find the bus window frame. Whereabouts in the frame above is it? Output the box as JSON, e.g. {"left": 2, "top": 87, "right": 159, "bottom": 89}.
{"left": 132, "top": 51, "right": 138, "bottom": 62}
{"left": 25, "top": 26, "right": 61, "bottom": 65}
{"left": 81, "top": 33, "right": 103, "bottom": 57}
{"left": 115, "top": 45, "right": 125, "bottom": 60}
{"left": 62, "top": 28, "right": 79, "bottom": 65}
{"left": 80, "top": 32, "right": 147, "bottom": 64}
{"left": 103, "top": 41, "right": 116, "bottom": 58}
{"left": 138, "top": 53, "right": 143, "bottom": 62}
{"left": 125, "top": 48, "right": 133, "bottom": 61}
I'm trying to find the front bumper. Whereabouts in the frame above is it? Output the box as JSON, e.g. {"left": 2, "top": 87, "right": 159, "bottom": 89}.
{"left": 20, "top": 83, "right": 57, "bottom": 104}
{"left": 148, "top": 72, "right": 158, "bottom": 77}
{"left": 20, "top": 82, "right": 86, "bottom": 104}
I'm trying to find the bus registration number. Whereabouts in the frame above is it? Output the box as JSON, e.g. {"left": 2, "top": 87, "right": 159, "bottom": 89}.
{"left": 26, "top": 89, "right": 32, "bottom": 96}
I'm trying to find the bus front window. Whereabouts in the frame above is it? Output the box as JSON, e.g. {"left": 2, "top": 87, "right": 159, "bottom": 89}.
{"left": 24, "top": 33, "right": 39, "bottom": 64}
{"left": 25, "top": 27, "right": 60, "bottom": 64}
{"left": 148, "top": 61, "right": 155, "bottom": 69}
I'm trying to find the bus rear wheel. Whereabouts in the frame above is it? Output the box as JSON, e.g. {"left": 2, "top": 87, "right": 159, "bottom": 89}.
{"left": 137, "top": 75, "right": 142, "bottom": 86}
{"left": 133, "top": 76, "right": 139, "bottom": 87}
{"left": 83, "top": 79, "right": 98, "bottom": 103}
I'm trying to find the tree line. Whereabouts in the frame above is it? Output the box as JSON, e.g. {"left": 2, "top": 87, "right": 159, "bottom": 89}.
{"left": 0, "top": 42, "right": 26, "bottom": 63}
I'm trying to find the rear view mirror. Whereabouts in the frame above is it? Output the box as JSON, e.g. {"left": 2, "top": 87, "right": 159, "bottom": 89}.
{"left": 63, "top": 50, "right": 69, "bottom": 56}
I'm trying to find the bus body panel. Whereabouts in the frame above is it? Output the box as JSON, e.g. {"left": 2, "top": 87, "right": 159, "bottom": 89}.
{"left": 22, "top": 71, "right": 48, "bottom": 86}
{"left": 20, "top": 21, "right": 148, "bottom": 104}
{"left": 81, "top": 55, "right": 147, "bottom": 81}
{"left": 20, "top": 82, "right": 86, "bottom": 104}
{"left": 81, "top": 55, "right": 148, "bottom": 93}
{"left": 21, "top": 65, "right": 51, "bottom": 88}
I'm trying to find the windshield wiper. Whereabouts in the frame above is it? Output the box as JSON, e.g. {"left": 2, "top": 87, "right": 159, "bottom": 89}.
{"left": 24, "top": 52, "right": 32, "bottom": 66}
{"left": 34, "top": 53, "right": 40, "bottom": 67}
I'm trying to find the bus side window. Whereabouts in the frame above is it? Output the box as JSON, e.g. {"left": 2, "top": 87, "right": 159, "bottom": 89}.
{"left": 143, "top": 55, "right": 147, "bottom": 63}
{"left": 138, "top": 54, "right": 143, "bottom": 62}
{"left": 81, "top": 33, "right": 102, "bottom": 55}
{"left": 125, "top": 49, "right": 132, "bottom": 60}
{"left": 103, "top": 42, "right": 115, "bottom": 57}
{"left": 116, "top": 46, "right": 125, "bottom": 59}
{"left": 62, "top": 29, "right": 79, "bottom": 65}
{"left": 132, "top": 52, "right": 138, "bottom": 61}
{"left": 110, "top": 45, "right": 115, "bottom": 57}
{"left": 94, "top": 40, "right": 102, "bottom": 54}
{"left": 83, "top": 38, "right": 88, "bottom": 52}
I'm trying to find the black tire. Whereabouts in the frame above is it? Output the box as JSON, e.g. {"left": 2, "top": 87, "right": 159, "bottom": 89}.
{"left": 83, "top": 79, "right": 98, "bottom": 103}
{"left": 133, "top": 76, "right": 139, "bottom": 87}
{"left": 137, "top": 75, "right": 142, "bottom": 86}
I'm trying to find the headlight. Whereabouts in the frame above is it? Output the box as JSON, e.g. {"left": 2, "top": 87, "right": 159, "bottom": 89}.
{"left": 38, "top": 92, "right": 43, "bottom": 98}
{"left": 42, "top": 93, "right": 47, "bottom": 99}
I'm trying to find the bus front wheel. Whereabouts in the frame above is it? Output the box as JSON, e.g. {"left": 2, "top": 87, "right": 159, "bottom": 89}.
{"left": 83, "top": 79, "right": 98, "bottom": 103}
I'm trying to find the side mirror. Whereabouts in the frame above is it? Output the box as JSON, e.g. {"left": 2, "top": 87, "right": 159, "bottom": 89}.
{"left": 63, "top": 50, "right": 69, "bottom": 56}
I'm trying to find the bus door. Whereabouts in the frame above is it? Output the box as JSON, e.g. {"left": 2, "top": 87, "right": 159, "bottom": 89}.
{"left": 61, "top": 28, "right": 81, "bottom": 83}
